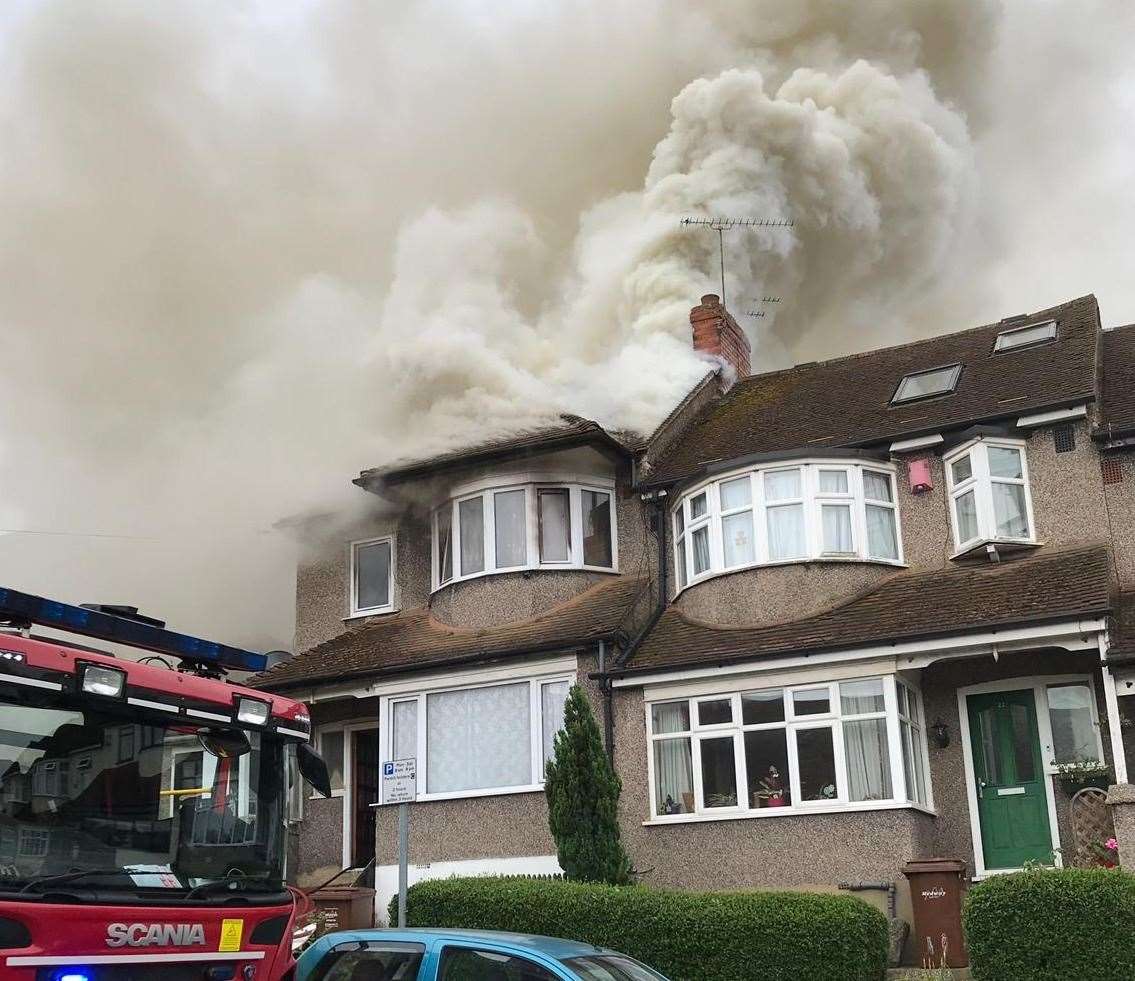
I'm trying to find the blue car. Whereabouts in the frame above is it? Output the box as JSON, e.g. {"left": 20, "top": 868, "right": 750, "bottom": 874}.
{"left": 296, "top": 928, "right": 671, "bottom": 981}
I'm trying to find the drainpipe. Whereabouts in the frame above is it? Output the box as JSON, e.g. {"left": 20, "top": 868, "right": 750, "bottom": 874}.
{"left": 838, "top": 881, "right": 897, "bottom": 920}
{"left": 597, "top": 496, "right": 669, "bottom": 762}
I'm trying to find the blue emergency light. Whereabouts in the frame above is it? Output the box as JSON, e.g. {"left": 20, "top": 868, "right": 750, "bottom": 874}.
{"left": 0, "top": 586, "right": 267, "bottom": 673}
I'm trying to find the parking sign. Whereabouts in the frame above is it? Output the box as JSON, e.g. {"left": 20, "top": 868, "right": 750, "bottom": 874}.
{"left": 382, "top": 758, "right": 417, "bottom": 804}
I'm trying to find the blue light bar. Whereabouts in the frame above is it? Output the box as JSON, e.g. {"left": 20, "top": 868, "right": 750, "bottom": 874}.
{"left": 0, "top": 586, "right": 267, "bottom": 672}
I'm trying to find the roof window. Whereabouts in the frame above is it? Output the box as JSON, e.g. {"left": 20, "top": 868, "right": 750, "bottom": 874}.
{"left": 994, "top": 319, "right": 1056, "bottom": 352}
{"left": 891, "top": 364, "right": 962, "bottom": 405}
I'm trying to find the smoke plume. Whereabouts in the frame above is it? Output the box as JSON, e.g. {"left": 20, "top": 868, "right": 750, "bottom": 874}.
{"left": 1, "top": 0, "right": 1132, "bottom": 650}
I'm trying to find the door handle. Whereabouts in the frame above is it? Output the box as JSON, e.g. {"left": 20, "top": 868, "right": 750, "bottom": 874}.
{"left": 977, "top": 779, "right": 986, "bottom": 799}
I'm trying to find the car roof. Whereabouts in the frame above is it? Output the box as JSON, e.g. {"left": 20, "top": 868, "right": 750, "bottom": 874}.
{"left": 307, "top": 927, "right": 611, "bottom": 960}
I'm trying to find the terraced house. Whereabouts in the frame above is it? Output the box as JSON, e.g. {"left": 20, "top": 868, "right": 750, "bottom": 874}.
{"left": 255, "top": 292, "right": 1135, "bottom": 933}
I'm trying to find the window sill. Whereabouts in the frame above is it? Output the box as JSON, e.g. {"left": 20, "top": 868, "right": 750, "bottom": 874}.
{"left": 949, "top": 538, "right": 1042, "bottom": 561}
{"left": 673, "top": 556, "right": 907, "bottom": 600}
{"left": 343, "top": 607, "right": 400, "bottom": 623}
{"left": 642, "top": 800, "right": 936, "bottom": 826}
{"left": 371, "top": 783, "right": 546, "bottom": 806}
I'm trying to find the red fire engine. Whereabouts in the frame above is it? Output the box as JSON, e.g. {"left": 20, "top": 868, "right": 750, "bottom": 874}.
{"left": 0, "top": 587, "right": 331, "bottom": 981}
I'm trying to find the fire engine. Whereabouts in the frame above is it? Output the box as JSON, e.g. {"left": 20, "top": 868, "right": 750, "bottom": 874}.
{"left": 0, "top": 587, "right": 331, "bottom": 981}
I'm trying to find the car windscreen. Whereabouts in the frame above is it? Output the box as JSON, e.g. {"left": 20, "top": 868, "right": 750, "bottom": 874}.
{"left": 562, "top": 955, "right": 669, "bottom": 981}
{"left": 0, "top": 692, "right": 287, "bottom": 895}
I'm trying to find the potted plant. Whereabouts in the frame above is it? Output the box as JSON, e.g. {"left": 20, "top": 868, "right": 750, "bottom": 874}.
{"left": 1089, "top": 837, "right": 1120, "bottom": 868}
{"left": 1052, "top": 758, "right": 1112, "bottom": 792}
{"left": 751, "top": 766, "right": 788, "bottom": 808}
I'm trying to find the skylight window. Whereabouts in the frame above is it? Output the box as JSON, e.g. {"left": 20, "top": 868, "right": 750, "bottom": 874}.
{"left": 891, "top": 364, "right": 962, "bottom": 404}
{"left": 994, "top": 320, "right": 1057, "bottom": 352}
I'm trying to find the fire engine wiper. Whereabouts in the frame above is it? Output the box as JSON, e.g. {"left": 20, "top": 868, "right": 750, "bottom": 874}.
{"left": 182, "top": 874, "right": 280, "bottom": 901}
{"left": 17, "top": 867, "right": 135, "bottom": 894}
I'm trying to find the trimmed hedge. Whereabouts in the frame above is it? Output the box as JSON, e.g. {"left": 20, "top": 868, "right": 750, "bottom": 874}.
{"left": 963, "top": 867, "right": 1135, "bottom": 980}
{"left": 392, "top": 876, "right": 887, "bottom": 981}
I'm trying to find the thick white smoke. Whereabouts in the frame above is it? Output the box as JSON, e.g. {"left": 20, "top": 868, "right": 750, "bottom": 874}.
{"left": 0, "top": 0, "right": 1132, "bottom": 650}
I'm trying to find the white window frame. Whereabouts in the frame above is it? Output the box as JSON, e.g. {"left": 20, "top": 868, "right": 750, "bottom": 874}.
{"left": 943, "top": 437, "right": 1036, "bottom": 554}
{"left": 431, "top": 477, "right": 617, "bottom": 591}
{"left": 672, "top": 460, "right": 904, "bottom": 594}
{"left": 645, "top": 674, "right": 931, "bottom": 823}
{"left": 891, "top": 363, "right": 962, "bottom": 404}
{"left": 348, "top": 535, "right": 396, "bottom": 617}
{"left": 378, "top": 667, "right": 574, "bottom": 803}
{"left": 994, "top": 319, "right": 1056, "bottom": 352}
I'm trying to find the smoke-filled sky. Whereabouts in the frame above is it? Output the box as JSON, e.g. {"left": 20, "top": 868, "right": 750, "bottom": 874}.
{"left": 1, "top": 0, "right": 1133, "bottom": 653}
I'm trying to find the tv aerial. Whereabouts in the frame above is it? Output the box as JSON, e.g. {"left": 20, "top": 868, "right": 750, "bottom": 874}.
{"left": 745, "top": 296, "right": 782, "bottom": 319}
{"left": 680, "top": 217, "right": 793, "bottom": 307}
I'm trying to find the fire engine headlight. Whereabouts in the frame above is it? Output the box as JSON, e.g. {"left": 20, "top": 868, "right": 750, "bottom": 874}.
{"left": 236, "top": 696, "right": 271, "bottom": 727}
{"left": 79, "top": 663, "right": 126, "bottom": 699}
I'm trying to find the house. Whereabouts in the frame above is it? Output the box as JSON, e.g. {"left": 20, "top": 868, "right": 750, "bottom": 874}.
{"left": 253, "top": 292, "right": 1135, "bottom": 935}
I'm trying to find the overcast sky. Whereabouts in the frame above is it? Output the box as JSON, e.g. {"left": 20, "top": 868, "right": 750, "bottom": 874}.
{"left": 1, "top": 1, "right": 1132, "bottom": 655}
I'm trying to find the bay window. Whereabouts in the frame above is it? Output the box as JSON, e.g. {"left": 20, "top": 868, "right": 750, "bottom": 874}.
{"left": 944, "top": 438, "right": 1034, "bottom": 552}
{"left": 432, "top": 481, "right": 616, "bottom": 588}
{"left": 350, "top": 536, "right": 394, "bottom": 615}
{"left": 380, "top": 670, "right": 573, "bottom": 800}
{"left": 673, "top": 461, "right": 903, "bottom": 589}
{"left": 647, "top": 675, "right": 930, "bottom": 820}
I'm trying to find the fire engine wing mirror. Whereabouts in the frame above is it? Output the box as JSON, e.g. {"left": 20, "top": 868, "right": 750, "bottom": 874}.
{"left": 297, "top": 742, "right": 331, "bottom": 798}
{"left": 198, "top": 729, "right": 251, "bottom": 759}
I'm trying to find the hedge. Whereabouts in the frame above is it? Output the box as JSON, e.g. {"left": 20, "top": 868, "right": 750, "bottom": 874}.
{"left": 392, "top": 876, "right": 887, "bottom": 981}
{"left": 963, "top": 867, "right": 1135, "bottom": 980}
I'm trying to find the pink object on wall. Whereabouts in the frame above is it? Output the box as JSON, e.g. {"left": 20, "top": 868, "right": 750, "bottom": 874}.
{"left": 908, "top": 457, "right": 933, "bottom": 494}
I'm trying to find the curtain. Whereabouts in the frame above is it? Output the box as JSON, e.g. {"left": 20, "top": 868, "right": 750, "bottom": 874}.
{"left": 459, "top": 499, "right": 484, "bottom": 574}
{"left": 653, "top": 739, "right": 694, "bottom": 813}
{"left": 767, "top": 504, "right": 804, "bottom": 559}
{"left": 1048, "top": 684, "right": 1097, "bottom": 762}
{"left": 822, "top": 504, "right": 853, "bottom": 553}
{"left": 436, "top": 508, "right": 453, "bottom": 582}
{"left": 840, "top": 678, "right": 885, "bottom": 714}
{"left": 541, "top": 680, "right": 570, "bottom": 771}
{"left": 538, "top": 490, "right": 571, "bottom": 562}
{"left": 866, "top": 504, "right": 898, "bottom": 559}
{"left": 720, "top": 476, "right": 751, "bottom": 510}
{"left": 992, "top": 482, "right": 1028, "bottom": 537}
{"left": 651, "top": 701, "right": 689, "bottom": 734}
{"left": 844, "top": 718, "right": 892, "bottom": 801}
{"left": 819, "top": 470, "right": 848, "bottom": 494}
{"left": 765, "top": 469, "right": 801, "bottom": 500}
{"left": 392, "top": 700, "right": 417, "bottom": 762}
{"left": 582, "top": 490, "right": 613, "bottom": 567}
{"left": 863, "top": 471, "right": 892, "bottom": 502}
{"left": 722, "top": 512, "right": 755, "bottom": 566}
{"left": 692, "top": 526, "right": 711, "bottom": 574}
{"left": 494, "top": 490, "right": 527, "bottom": 567}
{"left": 426, "top": 682, "right": 531, "bottom": 793}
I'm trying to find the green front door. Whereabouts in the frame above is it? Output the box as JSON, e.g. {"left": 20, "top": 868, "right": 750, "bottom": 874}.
{"left": 967, "top": 689, "right": 1054, "bottom": 871}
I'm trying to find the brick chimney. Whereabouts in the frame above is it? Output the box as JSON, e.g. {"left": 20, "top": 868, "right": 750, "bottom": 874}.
{"left": 690, "top": 293, "right": 751, "bottom": 380}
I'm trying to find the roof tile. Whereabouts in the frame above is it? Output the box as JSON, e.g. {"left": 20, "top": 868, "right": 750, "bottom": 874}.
{"left": 253, "top": 575, "right": 648, "bottom": 690}
{"left": 620, "top": 545, "right": 1113, "bottom": 676}
{"left": 647, "top": 295, "right": 1100, "bottom": 485}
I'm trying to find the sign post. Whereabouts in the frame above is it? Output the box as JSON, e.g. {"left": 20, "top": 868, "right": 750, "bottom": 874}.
{"left": 381, "top": 759, "right": 416, "bottom": 928}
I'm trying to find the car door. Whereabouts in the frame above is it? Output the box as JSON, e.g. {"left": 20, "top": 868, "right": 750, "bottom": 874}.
{"left": 434, "top": 942, "right": 574, "bottom": 981}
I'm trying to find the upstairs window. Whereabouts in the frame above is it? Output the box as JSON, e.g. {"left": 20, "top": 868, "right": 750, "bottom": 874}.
{"left": 350, "top": 536, "right": 394, "bottom": 615}
{"left": 891, "top": 364, "right": 962, "bottom": 404}
{"left": 673, "top": 462, "right": 903, "bottom": 589}
{"left": 432, "top": 481, "right": 616, "bottom": 589}
{"left": 994, "top": 320, "right": 1056, "bottom": 352}
{"left": 944, "top": 438, "right": 1034, "bottom": 552}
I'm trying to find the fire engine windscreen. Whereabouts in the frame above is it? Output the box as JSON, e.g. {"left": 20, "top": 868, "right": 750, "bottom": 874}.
{"left": 0, "top": 695, "right": 288, "bottom": 894}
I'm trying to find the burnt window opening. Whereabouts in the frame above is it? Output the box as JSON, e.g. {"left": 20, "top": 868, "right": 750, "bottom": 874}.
{"left": 1102, "top": 457, "right": 1125, "bottom": 485}
{"left": 1053, "top": 424, "right": 1076, "bottom": 454}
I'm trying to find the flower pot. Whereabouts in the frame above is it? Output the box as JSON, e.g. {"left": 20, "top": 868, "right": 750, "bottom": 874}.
{"left": 765, "top": 795, "right": 787, "bottom": 807}
{"left": 1059, "top": 774, "right": 1111, "bottom": 794}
